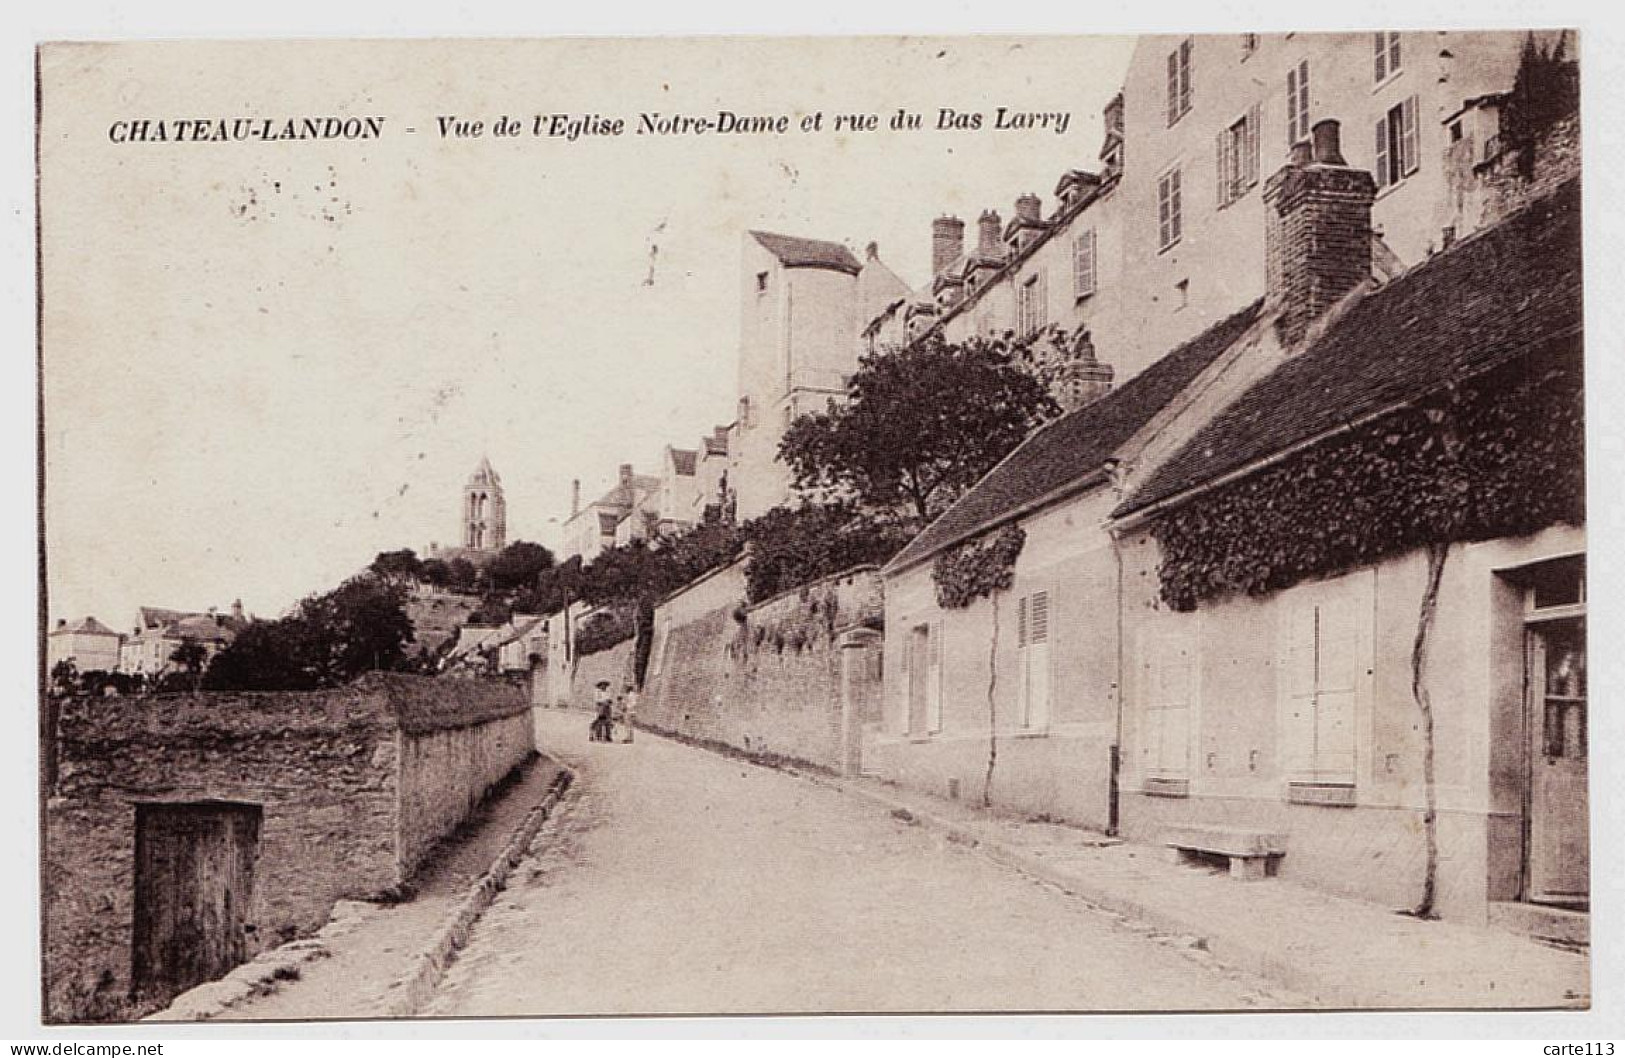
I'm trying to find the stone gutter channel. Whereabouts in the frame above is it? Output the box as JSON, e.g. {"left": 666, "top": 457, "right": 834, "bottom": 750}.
{"left": 147, "top": 765, "right": 575, "bottom": 1022}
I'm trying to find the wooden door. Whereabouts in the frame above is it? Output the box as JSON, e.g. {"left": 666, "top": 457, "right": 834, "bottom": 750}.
{"left": 131, "top": 802, "right": 262, "bottom": 1006}
{"left": 1527, "top": 618, "right": 1588, "bottom": 906}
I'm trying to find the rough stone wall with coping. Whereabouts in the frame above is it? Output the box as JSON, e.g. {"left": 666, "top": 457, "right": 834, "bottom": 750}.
{"left": 43, "top": 673, "right": 533, "bottom": 1024}
{"left": 557, "top": 638, "right": 639, "bottom": 712}
{"left": 643, "top": 564, "right": 883, "bottom": 770}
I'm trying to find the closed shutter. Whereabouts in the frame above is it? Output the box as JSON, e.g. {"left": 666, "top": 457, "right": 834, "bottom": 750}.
{"left": 1399, "top": 95, "right": 1419, "bottom": 176}
{"left": 1215, "top": 127, "right": 1230, "bottom": 206}
{"left": 1280, "top": 594, "right": 1318, "bottom": 779}
{"left": 927, "top": 620, "right": 944, "bottom": 733}
{"left": 1026, "top": 591, "right": 1051, "bottom": 729}
{"left": 1149, "top": 627, "right": 1193, "bottom": 776}
{"left": 1073, "top": 231, "right": 1096, "bottom": 298}
{"left": 1166, "top": 50, "right": 1180, "bottom": 125}
{"left": 1313, "top": 599, "right": 1359, "bottom": 782}
{"left": 1246, "top": 102, "right": 1262, "bottom": 187}
{"left": 1375, "top": 114, "right": 1391, "bottom": 188}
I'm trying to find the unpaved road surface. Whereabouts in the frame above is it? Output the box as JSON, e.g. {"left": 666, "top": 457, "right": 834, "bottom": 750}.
{"left": 424, "top": 710, "right": 1294, "bottom": 1016}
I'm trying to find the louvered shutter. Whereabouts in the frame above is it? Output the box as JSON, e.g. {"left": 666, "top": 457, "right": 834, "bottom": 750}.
{"left": 927, "top": 620, "right": 944, "bottom": 733}
{"left": 1400, "top": 95, "right": 1419, "bottom": 176}
{"left": 1215, "top": 127, "right": 1229, "bottom": 206}
{"left": 1167, "top": 50, "right": 1179, "bottom": 125}
{"left": 1246, "top": 102, "right": 1262, "bottom": 188}
{"left": 1026, "top": 591, "right": 1051, "bottom": 729}
{"left": 1373, "top": 31, "right": 1387, "bottom": 82}
{"left": 1375, "top": 114, "right": 1391, "bottom": 188}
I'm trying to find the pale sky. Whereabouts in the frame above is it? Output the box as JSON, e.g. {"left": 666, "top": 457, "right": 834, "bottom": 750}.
{"left": 39, "top": 35, "right": 1136, "bottom": 627}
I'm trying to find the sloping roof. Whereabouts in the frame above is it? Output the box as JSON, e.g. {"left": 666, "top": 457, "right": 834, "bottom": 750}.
{"left": 53, "top": 616, "right": 120, "bottom": 637}
{"left": 669, "top": 448, "right": 698, "bottom": 476}
{"left": 749, "top": 230, "right": 863, "bottom": 275}
{"left": 138, "top": 606, "right": 192, "bottom": 630}
{"left": 1119, "top": 178, "right": 1582, "bottom": 518}
{"left": 886, "top": 299, "right": 1265, "bottom": 573}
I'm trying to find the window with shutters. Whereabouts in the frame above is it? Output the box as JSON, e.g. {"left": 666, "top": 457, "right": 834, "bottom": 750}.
{"left": 1016, "top": 590, "right": 1052, "bottom": 730}
{"left": 926, "top": 620, "right": 944, "bottom": 733}
{"left": 1166, "top": 39, "right": 1192, "bottom": 126}
{"left": 1278, "top": 571, "right": 1373, "bottom": 794}
{"left": 1016, "top": 272, "right": 1047, "bottom": 336}
{"left": 1072, "top": 230, "right": 1097, "bottom": 299}
{"left": 1216, "top": 105, "right": 1261, "bottom": 207}
{"left": 1141, "top": 624, "right": 1195, "bottom": 781}
{"left": 1375, "top": 96, "right": 1420, "bottom": 188}
{"left": 1373, "top": 31, "right": 1402, "bottom": 84}
{"left": 1286, "top": 60, "right": 1310, "bottom": 146}
{"left": 1157, "top": 167, "right": 1182, "bottom": 251}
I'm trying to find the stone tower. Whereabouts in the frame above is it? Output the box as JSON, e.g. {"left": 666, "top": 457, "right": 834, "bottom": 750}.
{"left": 463, "top": 457, "right": 507, "bottom": 553}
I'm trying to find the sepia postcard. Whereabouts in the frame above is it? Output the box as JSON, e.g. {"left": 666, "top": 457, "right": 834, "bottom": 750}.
{"left": 34, "top": 28, "right": 1603, "bottom": 1031}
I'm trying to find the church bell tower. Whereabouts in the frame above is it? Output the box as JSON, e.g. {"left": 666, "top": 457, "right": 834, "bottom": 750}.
{"left": 463, "top": 457, "right": 507, "bottom": 553}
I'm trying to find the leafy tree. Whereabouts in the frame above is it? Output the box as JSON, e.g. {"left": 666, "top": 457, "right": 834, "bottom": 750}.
{"left": 445, "top": 557, "right": 479, "bottom": 593}
{"left": 169, "top": 638, "right": 210, "bottom": 692}
{"left": 779, "top": 332, "right": 1059, "bottom": 529}
{"left": 743, "top": 502, "right": 912, "bottom": 604}
{"left": 370, "top": 548, "right": 424, "bottom": 583}
{"left": 419, "top": 557, "right": 452, "bottom": 588}
{"left": 204, "top": 574, "right": 415, "bottom": 691}
{"left": 485, "top": 540, "right": 555, "bottom": 592}
{"left": 49, "top": 658, "right": 78, "bottom": 696}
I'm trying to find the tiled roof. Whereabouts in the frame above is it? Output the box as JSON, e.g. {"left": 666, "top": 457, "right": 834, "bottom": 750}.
{"left": 1119, "top": 178, "right": 1582, "bottom": 518}
{"left": 886, "top": 299, "right": 1265, "bottom": 573}
{"left": 669, "top": 448, "right": 698, "bottom": 476}
{"left": 53, "top": 616, "right": 120, "bottom": 637}
{"left": 749, "top": 231, "right": 863, "bottom": 275}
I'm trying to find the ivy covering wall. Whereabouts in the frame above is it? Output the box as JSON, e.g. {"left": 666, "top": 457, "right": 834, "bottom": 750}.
{"left": 1148, "top": 348, "right": 1583, "bottom": 611}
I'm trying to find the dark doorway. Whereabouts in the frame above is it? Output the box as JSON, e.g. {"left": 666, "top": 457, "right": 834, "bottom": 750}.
{"left": 131, "top": 802, "right": 263, "bottom": 1007}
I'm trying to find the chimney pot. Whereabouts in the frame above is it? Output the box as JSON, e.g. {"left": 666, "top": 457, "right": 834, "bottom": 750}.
{"left": 1015, "top": 193, "right": 1043, "bottom": 223}
{"left": 1289, "top": 139, "right": 1313, "bottom": 167}
{"left": 930, "top": 215, "right": 965, "bottom": 277}
{"left": 1311, "top": 119, "right": 1347, "bottom": 166}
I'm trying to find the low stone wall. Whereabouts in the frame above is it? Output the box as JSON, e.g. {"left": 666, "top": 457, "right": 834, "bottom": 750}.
{"left": 643, "top": 564, "right": 883, "bottom": 771}
{"left": 387, "top": 679, "right": 534, "bottom": 878}
{"left": 43, "top": 673, "right": 533, "bottom": 1024}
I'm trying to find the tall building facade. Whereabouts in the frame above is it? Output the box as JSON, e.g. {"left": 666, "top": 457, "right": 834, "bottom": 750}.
{"left": 730, "top": 231, "right": 910, "bottom": 520}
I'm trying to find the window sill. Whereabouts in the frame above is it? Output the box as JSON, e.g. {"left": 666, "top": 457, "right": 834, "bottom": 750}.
{"left": 1007, "top": 726, "right": 1051, "bottom": 740}
{"left": 1286, "top": 781, "right": 1357, "bottom": 807}
{"left": 1157, "top": 238, "right": 1182, "bottom": 256}
{"left": 1373, "top": 68, "right": 1405, "bottom": 94}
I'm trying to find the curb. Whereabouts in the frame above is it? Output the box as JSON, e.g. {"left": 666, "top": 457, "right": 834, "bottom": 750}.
{"left": 373, "top": 766, "right": 575, "bottom": 1018}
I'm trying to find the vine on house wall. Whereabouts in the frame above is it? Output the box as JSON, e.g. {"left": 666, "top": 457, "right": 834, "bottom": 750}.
{"left": 931, "top": 525, "right": 1027, "bottom": 610}
{"left": 1148, "top": 350, "right": 1583, "bottom": 612}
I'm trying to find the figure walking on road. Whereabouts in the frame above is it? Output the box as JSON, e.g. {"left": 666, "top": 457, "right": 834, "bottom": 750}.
{"left": 619, "top": 683, "right": 638, "bottom": 743}
{"left": 590, "top": 680, "right": 615, "bottom": 742}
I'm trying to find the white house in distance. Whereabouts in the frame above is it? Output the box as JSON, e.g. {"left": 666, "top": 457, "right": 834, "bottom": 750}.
{"left": 47, "top": 617, "right": 123, "bottom": 675}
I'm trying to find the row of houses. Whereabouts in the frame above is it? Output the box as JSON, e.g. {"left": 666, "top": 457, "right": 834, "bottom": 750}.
{"left": 853, "top": 31, "right": 1583, "bottom": 927}
{"left": 47, "top": 603, "right": 249, "bottom": 680}
{"left": 537, "top": 31, "right": 1582, "bottom": 931}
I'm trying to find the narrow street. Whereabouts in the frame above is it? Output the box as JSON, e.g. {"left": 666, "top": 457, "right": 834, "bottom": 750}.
{"left": 424, "top": 709, "right": 1293, "bottom": 1017}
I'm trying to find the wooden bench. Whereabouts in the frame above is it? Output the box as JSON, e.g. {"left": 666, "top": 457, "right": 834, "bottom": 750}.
{"left": 1161, "top": 825, "right": 1286, "bottom": 881}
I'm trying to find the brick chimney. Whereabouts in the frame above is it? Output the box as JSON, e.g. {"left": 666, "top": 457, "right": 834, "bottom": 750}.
{"left": 1056, "top": 332, "right": 1115, "bottom": 413}
{"left": 1014, "top": 193, "right": 1043, "bottom": 224}
{"left": 1263, "top": 119, "right": 1377, "bottom": 346}
{"left": 931, "top": 215, "right": 965, "bottom": 276}
{"left": 618, "top": 464, "right": 633, "bottom": 486}
{"left": 977, "top": 210, "right": 1002, "bottom": 254}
